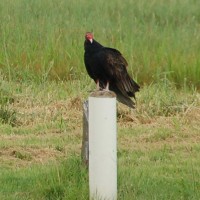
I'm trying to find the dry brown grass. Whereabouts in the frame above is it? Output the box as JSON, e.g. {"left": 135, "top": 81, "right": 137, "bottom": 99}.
{"left": 0, "top": 83, "right": 84, "bottom": 167}
{"left": 0, "top": 81, "right": 199, "bottom": 169}
{"left": 0, "top": 147, "right": 63, "bottom": 168}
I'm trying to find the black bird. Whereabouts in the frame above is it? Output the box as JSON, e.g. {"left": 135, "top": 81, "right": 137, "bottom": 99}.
{"left": 84, "top": 32, "right": 140, "bottom": 108}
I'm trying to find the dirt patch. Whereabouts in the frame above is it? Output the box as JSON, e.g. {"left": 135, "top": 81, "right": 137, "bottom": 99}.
{"left": 0, "top": 146, "right": 66, "bottom": 168}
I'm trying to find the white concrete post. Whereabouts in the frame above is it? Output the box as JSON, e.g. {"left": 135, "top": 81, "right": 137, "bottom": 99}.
{"left": 89, "top": 90, "right": 117, "bottom": 200}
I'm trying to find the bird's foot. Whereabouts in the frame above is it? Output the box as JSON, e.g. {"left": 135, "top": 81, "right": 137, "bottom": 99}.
{"left": 96, "top": 79, "right": 101, "bottom": 91}
{"left": 102, "top": 88, "right": 110, "bottom": 92}
{"left": 96, "top": 87, "right": 103, "bottom": 91}
{"left": 105, "top": 81, "right": 110, "bottom": 91}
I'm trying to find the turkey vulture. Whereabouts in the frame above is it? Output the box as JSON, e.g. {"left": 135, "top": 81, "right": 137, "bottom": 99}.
{"left": 84, "top": 32, "right": 140, "bottom": 108}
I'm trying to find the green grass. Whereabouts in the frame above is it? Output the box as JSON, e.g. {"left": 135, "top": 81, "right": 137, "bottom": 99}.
{"left": 0, "top": 0, "right": 200, "bottom": 87}
{"left": 0, "top": 0, "right": 200, "bottom": 199}
{"left": 0, "top": 157, "right": 89, "bottom": 200}
{"left": 1, "top": 150, "right": 199, "bottom": 200}
{"left": 0, "top": 77, "right": 199, "bottom": 199}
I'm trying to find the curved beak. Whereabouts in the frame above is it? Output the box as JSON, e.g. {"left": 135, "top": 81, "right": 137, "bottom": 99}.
{"left": 89, "top": 38, "right": 93, "bottom": 43}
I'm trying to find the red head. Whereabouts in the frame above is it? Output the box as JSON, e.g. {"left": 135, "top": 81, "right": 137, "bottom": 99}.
{"left": 85, "top": 32, "right": 93, "bottom": 43}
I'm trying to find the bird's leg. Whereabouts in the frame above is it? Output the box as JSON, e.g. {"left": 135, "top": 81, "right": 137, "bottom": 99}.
{"left": 105, "top": 81, "right": 109, "bottom": 91}
{"left": 96, "top": 79, "right": 100, "bottom": 90}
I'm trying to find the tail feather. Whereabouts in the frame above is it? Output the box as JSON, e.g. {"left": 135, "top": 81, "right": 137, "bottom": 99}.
{"left": 99, "top": 78, "right": 139, "bottom": 109}
{"left": 126, "top": 75, "right": 140, "bottom": 98}
{"left": 109, "top": 84, "right": 135, "bottom": 108}
{"left": 117, "top": 93, "right": 135, "bottom": 108}
{"left": 118, "top": 74, "right": 140, "bottom": 99}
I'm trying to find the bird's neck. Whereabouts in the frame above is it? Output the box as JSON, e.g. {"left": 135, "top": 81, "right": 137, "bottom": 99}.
{"left": 84, "top": 40, "right": 103, "bottom": 53}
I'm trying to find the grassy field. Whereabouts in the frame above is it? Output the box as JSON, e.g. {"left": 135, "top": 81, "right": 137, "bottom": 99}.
{"left": 0, "top": 0, "right": 200, "bottom": 199}
{"left": 0, "top": 0, "right": 200, "bottom": 87}
{"left": 0, "top": 78, "right": 199, "bottom": 200}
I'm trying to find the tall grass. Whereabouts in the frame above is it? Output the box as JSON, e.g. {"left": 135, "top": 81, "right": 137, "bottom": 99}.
{"left": 0, "top": 0, "right": 200, "bottom": 87}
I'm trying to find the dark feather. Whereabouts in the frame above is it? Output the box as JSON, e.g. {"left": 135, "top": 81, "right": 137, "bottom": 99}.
{"left": 84, "top": 33, "right": 140, "bottom": 108}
